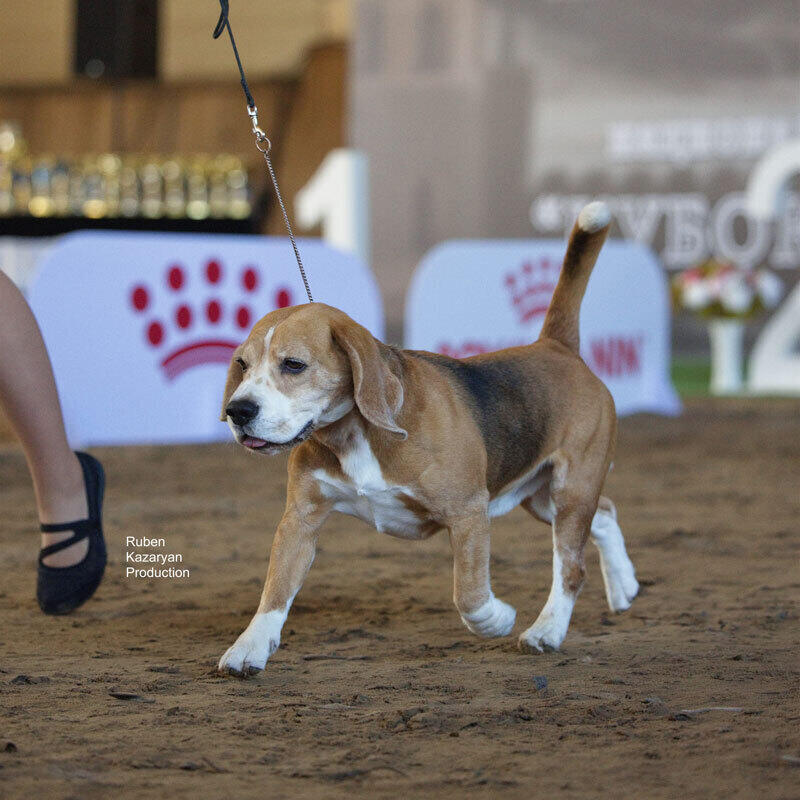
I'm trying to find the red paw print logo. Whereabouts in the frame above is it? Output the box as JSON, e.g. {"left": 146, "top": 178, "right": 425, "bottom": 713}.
{"left": 129, "top": 259, "right": 293, "bottom": 381}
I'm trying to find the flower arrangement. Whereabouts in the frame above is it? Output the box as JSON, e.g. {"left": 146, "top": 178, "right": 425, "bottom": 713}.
{"left": 671, "top": 259, "right": 784, "bottom": 395}
{"left": 672, "top": 259, "right": 783, "bottom": 319}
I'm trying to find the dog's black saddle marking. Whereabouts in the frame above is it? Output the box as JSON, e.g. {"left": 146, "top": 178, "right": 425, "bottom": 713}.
{"left": 409, "top": 351, "right": 548, "bottom": 494}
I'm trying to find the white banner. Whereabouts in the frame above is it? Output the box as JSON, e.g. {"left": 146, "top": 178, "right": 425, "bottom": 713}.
{"left": 29, "top": 232, "right": 384, "bottom": 446}
{"left": 405, "top": 239, "right": 680, "bottom": 416}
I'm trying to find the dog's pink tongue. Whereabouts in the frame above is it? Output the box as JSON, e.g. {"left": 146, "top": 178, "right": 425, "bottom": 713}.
{"left": 242, "top": 436, "right": 268, "bottom": 449}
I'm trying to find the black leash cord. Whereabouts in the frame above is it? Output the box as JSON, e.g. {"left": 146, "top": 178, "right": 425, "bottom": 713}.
{"left": 213, "top": 0, "right": 255, "bottom": 109}
{"left": 213, "top": 0, "right": 314, "bottom": 303}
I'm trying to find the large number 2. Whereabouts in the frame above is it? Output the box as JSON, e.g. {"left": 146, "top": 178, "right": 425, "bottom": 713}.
{"left": 746, "top": 141, "right": 800, "bottom": 395}
{"left": 749, "top": 281, "right": 800, "bottom": 394}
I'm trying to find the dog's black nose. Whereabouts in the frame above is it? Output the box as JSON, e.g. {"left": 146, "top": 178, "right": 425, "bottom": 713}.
{"left": 226, "top": 399, "right": 259, "bottom": 427}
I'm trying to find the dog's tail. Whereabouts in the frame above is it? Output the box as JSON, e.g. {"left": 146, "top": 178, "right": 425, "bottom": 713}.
{"left": 539, "top": 201, "right": 611, "bottom": 354}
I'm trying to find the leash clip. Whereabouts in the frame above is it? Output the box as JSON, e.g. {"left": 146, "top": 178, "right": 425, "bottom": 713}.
{"left": 247, "top": 105, "right": 271, "bottom": 154}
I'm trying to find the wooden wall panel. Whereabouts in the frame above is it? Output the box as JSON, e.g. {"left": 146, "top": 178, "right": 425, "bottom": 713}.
{"left": 109, "top": 81, "right": 294, "bottom": 156}
{"left": 0, "top": 80, "right": 298, "bottom": 159}
{"left": 0, "top": 86, "right": 114, "bottom": 155}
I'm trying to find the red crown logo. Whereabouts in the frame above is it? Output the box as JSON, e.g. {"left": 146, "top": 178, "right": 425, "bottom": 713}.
{"left": 504, "top": 257, "right": 560, "bottom": 324}
{"left": 129, "top": 259, "right": 293, "bottom": 380}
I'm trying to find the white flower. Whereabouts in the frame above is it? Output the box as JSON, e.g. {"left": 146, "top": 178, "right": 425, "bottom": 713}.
{"left": 683, "top": 280, "right": 712, "bottom": 310}
{"left": 706, "top": 274, "right": 725, "bottom": 302}
{"left": 756, "top": 270, "right": 783, "bottom": 308}
{"left": 719, "top": 274, "right": 753, "bottom": 314}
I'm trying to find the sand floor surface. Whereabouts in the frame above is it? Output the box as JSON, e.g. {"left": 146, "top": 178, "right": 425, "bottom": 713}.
{"left": 1, "top": 399, "right": 799, "bottom": 799}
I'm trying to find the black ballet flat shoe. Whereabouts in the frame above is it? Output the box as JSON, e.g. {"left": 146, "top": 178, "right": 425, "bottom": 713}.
{"left": 37, "top": 451, "right": 107, "bottom": 615}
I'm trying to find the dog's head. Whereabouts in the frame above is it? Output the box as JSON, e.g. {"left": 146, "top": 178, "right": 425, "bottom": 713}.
{"left": 221, "top": 303, "right": 406, "bottom": 454}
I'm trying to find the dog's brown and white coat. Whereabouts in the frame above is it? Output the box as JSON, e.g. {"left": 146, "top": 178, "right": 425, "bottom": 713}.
{"left": 218, "top": 202, "right": 638, "bottom": 676}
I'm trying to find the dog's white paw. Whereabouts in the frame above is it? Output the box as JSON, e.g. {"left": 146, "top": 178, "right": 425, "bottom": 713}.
{"left": 518, "top": 612, "right": 569, "bottom": 654}
{"left": 591, "top": 510, "right": 639, "bottom": 612}
{"left": 460, "top": 594, "right": 516, "bottom": 638}
{"left": 602, "top": 559, "right": 639, "bottom": 612}
{"left": 217, "top": 612, "right": 283, "bottom": 677}
{"left": 218, "top": 631, "right": 277, "bottom": 677}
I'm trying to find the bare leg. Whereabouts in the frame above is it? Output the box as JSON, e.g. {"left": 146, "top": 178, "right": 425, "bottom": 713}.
{"left": 218, "top": 502, "right": 328, "bottom": 676}
{"left": 448, "top": 501, "right": 516, "bottom": 638}
{"left": 0, "top": 271, "right": 87, "bottom": 566}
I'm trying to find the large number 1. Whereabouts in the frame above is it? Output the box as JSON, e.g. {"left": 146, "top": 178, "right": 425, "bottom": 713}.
{"left": 294, "top": 149, "right": 370, "bottom": 266}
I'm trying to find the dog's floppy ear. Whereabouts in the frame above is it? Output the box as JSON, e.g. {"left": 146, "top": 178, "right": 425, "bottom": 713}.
{"left": 332, "top": 321, "right": 407, "bottom": 439}
{"left": 220, "top": 348, "right": 244, "bottom": 422}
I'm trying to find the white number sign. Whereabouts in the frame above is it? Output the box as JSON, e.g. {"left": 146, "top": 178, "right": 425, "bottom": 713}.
{"left": 746, "top": 138, "right": 800, "bottom": 395}
{"left": 748, "top": 282, "right": 800, "bottom": 394}
{"left": 295, "top": 149, "right": 370, "bottom": 265}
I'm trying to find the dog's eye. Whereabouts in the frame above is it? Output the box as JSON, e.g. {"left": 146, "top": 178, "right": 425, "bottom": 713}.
{"left": 235, "top": 357, "right": 248, "bottom": 372}
{"left": 282, "top": 358, "right": 307, "bottom": 374}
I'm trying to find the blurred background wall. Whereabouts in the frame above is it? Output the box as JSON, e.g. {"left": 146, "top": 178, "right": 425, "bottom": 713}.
{"left": 1, "top": 0, "right": 798, "bottom": 351}
{"left": 351, "top": 0, "right": 800, "bottom": 345}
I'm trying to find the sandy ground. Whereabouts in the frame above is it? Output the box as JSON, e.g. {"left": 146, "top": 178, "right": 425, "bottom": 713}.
{"left": 1, "top": 399, "right": 798, "bottom": 799}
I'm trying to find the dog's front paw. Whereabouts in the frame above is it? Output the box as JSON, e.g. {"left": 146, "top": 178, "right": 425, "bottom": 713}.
{"left": 218, "top": 632, "right": 277, "bottom": 677}
{"left": 218, "top": 613, "right": 281, "bottom": 677}
{"left": 518, "top": 613, "right": 568, "bottom": 654}
{"left": 460, "top": 594, "right": 516, "bottom": 638}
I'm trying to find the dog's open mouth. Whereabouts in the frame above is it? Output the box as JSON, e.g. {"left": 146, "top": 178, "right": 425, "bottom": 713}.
{"left": 240, "top": 420, "right": 314, "bottom": 453}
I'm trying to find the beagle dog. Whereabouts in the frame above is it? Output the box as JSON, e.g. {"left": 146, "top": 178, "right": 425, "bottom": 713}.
{"left": 218, "top": 202, "right": 639, "bottom": 677}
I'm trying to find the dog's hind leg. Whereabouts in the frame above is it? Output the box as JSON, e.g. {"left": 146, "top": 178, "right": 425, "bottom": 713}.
{"left": 590, "top": 496, "right": 639, "bottom": 612}
{"left": 518, "top": 458, "right": 601, "bottom": 653}
{"left": 518, "top": 500, "right": 594, "bottom": 653}
{"left": 448, "top": 497, "right": 516, "bottom": 638}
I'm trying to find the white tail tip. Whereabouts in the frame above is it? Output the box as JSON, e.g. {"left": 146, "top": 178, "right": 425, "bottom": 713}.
{"left": 578, "top": 201, "right": 611, "bottom": 233}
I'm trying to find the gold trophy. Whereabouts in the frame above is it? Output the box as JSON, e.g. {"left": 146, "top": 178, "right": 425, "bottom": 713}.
{"left": 163, "top": 158, "right": 186, "bottom": 219}
{"left": 119, "top": 157, "right": 141, "bottom": 218}
{"left": 29, "top": 157, "right": 55, "bottom": 217}
{"left": 82, "top": 156, "right": 108, "bottom": 219}
{"left": 140, "top": 158, "right": 165, "bottom": 218}
{"left": 51, "top": 160, "right": 71, "bottom": 216}
{"left": 185, "top": 157, "right": 210, "bottom": 220}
